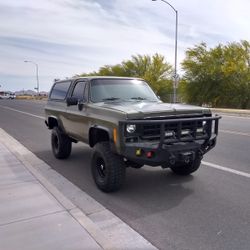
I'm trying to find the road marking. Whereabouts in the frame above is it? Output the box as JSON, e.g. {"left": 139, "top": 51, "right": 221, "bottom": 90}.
{"left": 220, "top": 129, "right": 250, "bottom": 137}
{"left": 0, "top": 105, "right": 44, "bottom": 120}
{"left": 202, "top": 161, "right": 250, "bottom": 178}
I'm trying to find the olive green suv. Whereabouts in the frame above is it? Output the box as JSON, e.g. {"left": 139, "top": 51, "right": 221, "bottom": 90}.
{"left": 45, "top": 77, "right": 221, "bottom": 192}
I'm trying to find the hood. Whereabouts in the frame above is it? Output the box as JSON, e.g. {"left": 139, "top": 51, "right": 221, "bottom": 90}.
{"left": 95, "top": 101, "right": 210, "bottom": 119}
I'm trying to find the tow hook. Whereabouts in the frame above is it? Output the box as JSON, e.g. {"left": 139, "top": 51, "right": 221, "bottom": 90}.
{"left": 184, "top": 156, "right": 190, "bottom": 164}
{"left": 169, "top": 154, "right": 176, "bottom": 165}
{"left": 161, "top": 154, "right": 176, "bottom": 169}
{"left": 180, "top": 151, "right": 195, "bottom": 164}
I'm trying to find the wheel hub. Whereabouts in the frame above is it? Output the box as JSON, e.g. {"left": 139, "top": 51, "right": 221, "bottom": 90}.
{"left": 96, "top": 158, "right": 106, "bottom": 178}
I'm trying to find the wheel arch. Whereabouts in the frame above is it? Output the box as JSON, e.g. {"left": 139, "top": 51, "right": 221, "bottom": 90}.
{"left": 89, "top": 126, "right": 111, "bottom": 148}
{"left": 46, "top": 116, "right": 62, "bottom": 130}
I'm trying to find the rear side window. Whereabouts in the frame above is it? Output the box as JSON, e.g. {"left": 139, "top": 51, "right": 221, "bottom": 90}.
{"left": 50, "top": 81, "right": 71, "bottom": 100}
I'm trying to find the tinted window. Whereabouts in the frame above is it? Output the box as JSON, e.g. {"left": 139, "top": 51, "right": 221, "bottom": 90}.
{"left": 50, "top": 81, "right": 71, "bottom": 100}
{"left": 72, "top": 81, "right": 86, "bottom": 100}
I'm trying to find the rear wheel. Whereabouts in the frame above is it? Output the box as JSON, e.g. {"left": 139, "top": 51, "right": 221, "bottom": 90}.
{"left": 170, "top": 158, "right": 201, "bottom": 175}
{"left": 91, "top": 142, "right": 126, "bottom": 192}
{"left": 51, "top": 127, "right": 72, "bottom": 159}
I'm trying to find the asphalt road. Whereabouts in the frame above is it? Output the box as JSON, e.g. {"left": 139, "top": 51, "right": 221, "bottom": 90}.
{"left": 0, "top": 99, "right": 249, "bottom": 250}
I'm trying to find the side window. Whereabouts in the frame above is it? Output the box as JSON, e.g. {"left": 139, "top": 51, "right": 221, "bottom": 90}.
{"left": 50, "top": 81, "right": 71, "bottom": 100}
{"left": 71, "top": 81, "right": 87, "bottom": 100}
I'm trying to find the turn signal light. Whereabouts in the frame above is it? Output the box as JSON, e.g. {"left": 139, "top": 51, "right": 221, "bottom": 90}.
{"left": 113, "top": 128, "right": 117, "bottom": 144}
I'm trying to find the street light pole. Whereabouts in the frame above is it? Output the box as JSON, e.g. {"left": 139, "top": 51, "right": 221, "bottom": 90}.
{"left": 24, "top": 60, "right": 39, "bottom": 95}
{"left": 152, "top": 0, "right": 178, "bottom": 103}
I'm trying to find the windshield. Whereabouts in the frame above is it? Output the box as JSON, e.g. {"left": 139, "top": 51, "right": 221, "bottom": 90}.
{"left": 90, "top": 79, "right": 159, "bottom": 103}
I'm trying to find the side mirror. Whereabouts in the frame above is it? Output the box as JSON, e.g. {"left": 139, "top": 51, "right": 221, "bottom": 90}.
{"left": 66, "top": 97, "right": 78, "bottom": 106}
{"left": 78, "top": 98, "right": 86, "bottom": 111}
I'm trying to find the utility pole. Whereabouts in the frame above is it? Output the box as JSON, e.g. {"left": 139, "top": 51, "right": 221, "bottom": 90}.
{"left": 152, "top": 0, "right": 178, "bottom": 102}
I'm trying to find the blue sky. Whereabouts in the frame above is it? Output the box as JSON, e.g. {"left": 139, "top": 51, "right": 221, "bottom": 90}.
{"left": 0, "top": 0, "right": 249, "bottom": 92}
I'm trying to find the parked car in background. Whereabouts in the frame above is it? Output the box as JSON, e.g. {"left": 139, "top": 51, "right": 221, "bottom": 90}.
{"left": 0, "top": 91, "right": 16, "bottom": 99}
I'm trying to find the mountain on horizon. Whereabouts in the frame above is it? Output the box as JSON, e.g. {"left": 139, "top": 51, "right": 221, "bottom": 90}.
{"left": 15, "top": 90, "right": 48, "bottom": 96}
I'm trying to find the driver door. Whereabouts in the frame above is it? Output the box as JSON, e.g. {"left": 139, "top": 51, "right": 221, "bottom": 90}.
{"left": 65, "top": 80, "right": 89, "bottom": 142}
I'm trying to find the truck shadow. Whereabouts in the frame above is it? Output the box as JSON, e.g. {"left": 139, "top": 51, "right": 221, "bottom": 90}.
{"left": 36, "top": 144, "right": 195, "bottom": 219}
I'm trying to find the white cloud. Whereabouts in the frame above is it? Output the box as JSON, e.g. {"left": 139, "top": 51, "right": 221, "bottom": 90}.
{"left": 0, "top": 0, "right": 249, "bottom": 91}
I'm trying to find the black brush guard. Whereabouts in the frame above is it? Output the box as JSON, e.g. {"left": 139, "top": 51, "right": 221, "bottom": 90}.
{"left": 119, "top": 115, "right": 221, "bottom": 166}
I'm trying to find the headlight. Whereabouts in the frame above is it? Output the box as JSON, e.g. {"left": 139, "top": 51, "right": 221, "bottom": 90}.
{"left": 165, "top": 131, "right": 175, "bottom": 137}
{"left": 202, "top": 121, "right": 207, "bottom": 126}
{"left": 126, "top": 124, "right": 136, "bottom": 133}
{"left": 196, "top": 128, "right": 204, "bottom": 133}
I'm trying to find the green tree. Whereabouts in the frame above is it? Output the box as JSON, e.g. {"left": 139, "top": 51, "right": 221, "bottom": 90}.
{"left": 181, "top": 41, "right": 250, "bottom": 109}
{"left": 79, "top": 53, "right": 174, "bottom": 102}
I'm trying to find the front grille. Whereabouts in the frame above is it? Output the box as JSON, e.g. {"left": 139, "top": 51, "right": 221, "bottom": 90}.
{"left": 141, "top": 120, "right": 208, "bottom": 142}
{"left": 142, "top": 124, "right": 161, "bottom": 140}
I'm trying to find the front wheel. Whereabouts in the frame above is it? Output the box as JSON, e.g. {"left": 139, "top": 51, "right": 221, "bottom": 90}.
{"left": 91, "top": 142, "right": 126, "bottom": 192}
{"left": 170, "top": 158, "right": 201, "bottom": 175}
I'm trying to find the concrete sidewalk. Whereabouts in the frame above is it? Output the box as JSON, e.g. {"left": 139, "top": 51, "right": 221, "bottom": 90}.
{"left": 0, "top": 139, "right": 103, "bottom": 250}
{"left": 0, "top": 128, "right": 157, "bottom": 250}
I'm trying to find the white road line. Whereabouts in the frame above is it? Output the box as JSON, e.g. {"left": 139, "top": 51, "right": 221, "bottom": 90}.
{"left": 0, "top": 105, "right": 44, "bottom": 120}
{"left": 202, "top": 161, "right": 250, "bottom": 178}
{"left": 220, "top": 129, "right": 250, "bottom": 137}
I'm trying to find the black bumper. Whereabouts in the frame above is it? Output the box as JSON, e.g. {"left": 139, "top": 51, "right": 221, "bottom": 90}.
{"left": 119, "top": 115, "right": 221, "bottom": 166}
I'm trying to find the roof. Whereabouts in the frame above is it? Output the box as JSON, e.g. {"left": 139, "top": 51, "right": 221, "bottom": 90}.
{"left": 56, "top": 76, "right": 144, "bottom": 82}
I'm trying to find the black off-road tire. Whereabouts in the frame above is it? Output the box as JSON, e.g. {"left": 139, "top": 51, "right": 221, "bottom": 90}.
{"left": 51, "top": 127, "right": 72, "bottom": 159}
{"left": 91, "top": 142, "right": 126, "bottom": 192}
{"left": 170, "top": 158, "right": 201, "bottom": 176}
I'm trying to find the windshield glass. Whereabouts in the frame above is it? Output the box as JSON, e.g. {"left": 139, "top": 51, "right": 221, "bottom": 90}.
{"left": 90, "top": 79, "right": 159, "bottom": 103}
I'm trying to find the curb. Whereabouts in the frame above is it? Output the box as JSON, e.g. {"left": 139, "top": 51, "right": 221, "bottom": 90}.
{"left": 211, "top": 108, "right": 250, "bottom": 117}
{"left": 0, "top": 128, "right": 157, "bottom": 250}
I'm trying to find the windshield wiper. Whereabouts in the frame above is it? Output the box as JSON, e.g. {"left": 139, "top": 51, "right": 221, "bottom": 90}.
{"left": 130, "top": 97, "right": 147, "bottom": 100}
{"left": 102, "top": 97, "right": 120, "bottom": 101}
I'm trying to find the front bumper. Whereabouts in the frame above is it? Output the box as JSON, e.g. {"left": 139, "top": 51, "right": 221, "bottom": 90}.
{"left": 119, "top": 116, "right": 221, "bottom": 166}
